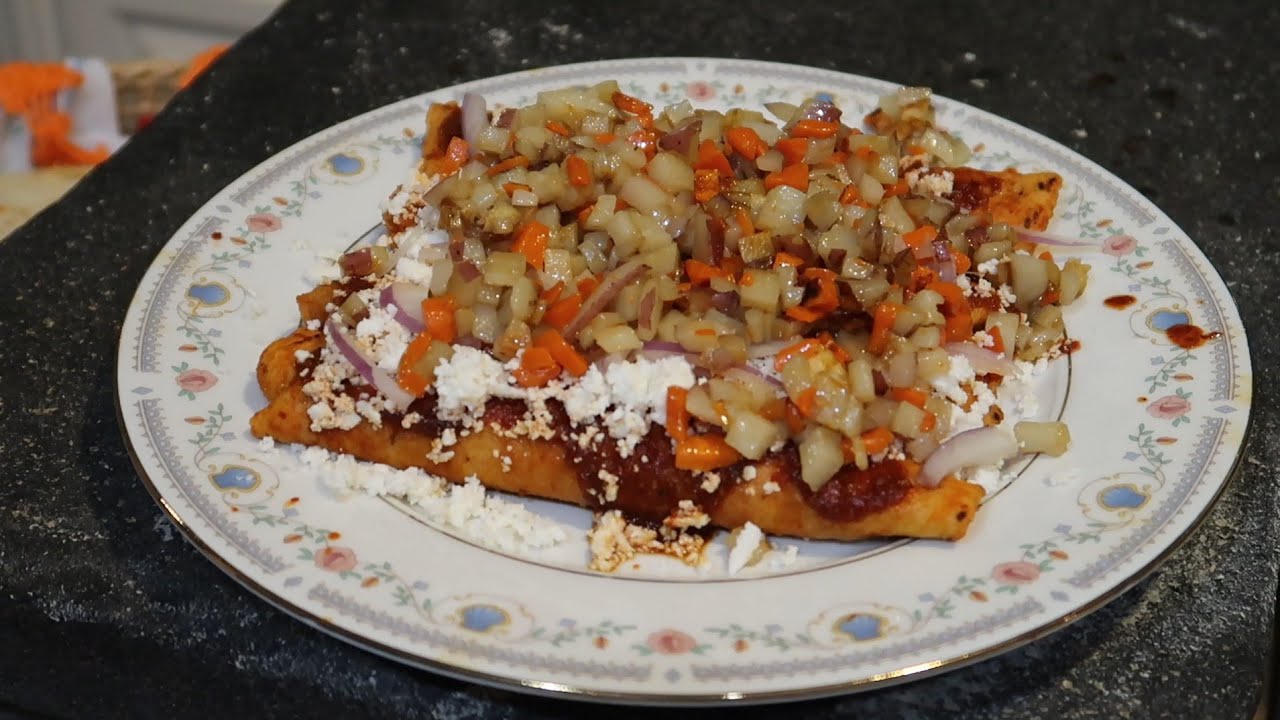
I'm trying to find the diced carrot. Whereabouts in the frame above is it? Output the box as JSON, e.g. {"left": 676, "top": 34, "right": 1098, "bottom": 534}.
{"left": 909, "top": 266, "right": 936, "bottom": 294}
{"left": 801, "top": 267, "right": 838, "bottom": 313}
{"left": 484, "top": 154, "right": 529, "bottom": 177}
{"left": 764, "top": 162, "right": 810, "bottom": 191}
{"left": 674, "top": 434, "right": 742, "bottom": 471}
{"left": 823, "top": 150, "right": 849, "bottom": 166}
{"left": 905, "top": 144, "right": 926, "bottom": 156}
{"left": 988, "top": 326, "right": 1006, "bottom": 354}
{"left": 666, "top": 387, "right": 690, "bottom": 441}
{"left": 795, "top": 387, "right": 820, "bottom": 418}
{"left": 566, "top": 154, "right": 591, "bottom": 187}
{"left": 545, "top": 120, "right": 571, "bottom": 137}
{"left": 694, "top": 168, "right": 721, "bottom": 203}
{"left": 719, "top": 255, "right": 744, "bottom": 277}
{"left": 868, "top": 302, "right": 902, "bottom": 355}
{"left": 420, "top": 296, "right": 457, "bottom": 344}
{"left": 542, "top": 294, "right": 582, "bottom": 330}
{"left": 853, "top": 145, "right": 878, "bottom": 162}
{"left": 512, "top": 221, "right": 550, "bottom": 270}
{"left": 903, "top": 225, "right": 939, "bottom": 256}
{"left": 577, "top": 275, "right": 600, "bottom": 297}
{"left": 1040, "top": 288, "right": 1061, "bottom": 304}
{"left": 594, "top": 132, "right": 616, "bottom": 145}
{"left": 685, "top": 258, "right": 729, "bottom": 285}
{"left": 739, "top": 271, "right": 756, "bottom": 287}
{"left": 627, "top": 127, "right": 658, "bottom": 158}
{"left": 1038, "top": 250, "right": 1055, "bottom": 262}
{"left": 883, "top": 179, "right": 910, "bottom": 197}
{"left": 889, "top": 387, "right": 928, "bottom": 408}
{"left": 860, "top": 427, "right": 894, "bottom": 456}
{"left": 396, "top": 332, "right": 434, "bottom": 396}
{"left": 612, "top": 91, "right": 654, "bottom": 128}
{"left": 954, "top": 253, "right": 972, "bottom": 275}
{"left": 815, "top": 331, "right": 851, "bottom": 363}
{"left": 695, "top": 327, "right": 717, "bottom": 337}
{"left": 839, "top": 183, "right": 866, "bottom": 206}
{"left": 502, "top": 181, "right": 532, "bottom": 196}
{"left": 513, "top": 347, "right": 561, "bottom": 388}
{"left": 1013, "top": 239, "right": 1037, "bottom": 254}
{"left": 774, "top": 337, "right": 822, "bottom": 372}
{"left": 576, "top": 202, "right": 595, "bottom": 225}
{"left": 927, "top": 281, "right": 974, "bottom": 342}
{"left": 539, "top": 280, "right": 565, "bottom": 303}
{"left": 790, "top": 119, "right": 840, "bottom": 139}
{"left": 534, "top": 329, "right": 590, "bottom": 377}
{"left": 439, "top": 137, "right": 470, "bottom": 176}
{"left": 725, "top": 126, "right": 767, "bottom": 160}
{"left": 734, "top": 207, "right": 755, "bottom": 237}
{"left": 773, "top": 251, "right": 804, "bottom": 268}
{"left": 775, "top": 137, "right": 810, "bottom": 165}
{"left": 694, "top": 139, "right": 733, "bottom": 176}
{"left": 785, "top": 305, "right": 823, "bottom": 322}
{"left": 920, "top": 411, "right": 938, "bottom": 433}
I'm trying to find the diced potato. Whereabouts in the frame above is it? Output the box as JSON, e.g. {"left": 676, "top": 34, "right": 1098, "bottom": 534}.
{"left": 1008, "top": 253, "right": 1050, "bottom": 310}
{"left": 798, "top": 425, "right": 845, "bottom": 490}
{"left": 647, "top": 152, "right": 696, "bottom": 193}
{"left": 890, "top": 400, "right": 928, "bottom": 440}
{"left": 725, "top": 408, "right": 781, "bottom": 460}
{"left": 595, "top": 324, "right": 642, "bottom": 354}
{"left": 740, "top": 269, "right": 781, "bottom": 312}
{"left": 484, "top": 252, "right": 527, "bottom": 287}
{"left": 1015, "top": 421, "right": 1071, "bottom": 456}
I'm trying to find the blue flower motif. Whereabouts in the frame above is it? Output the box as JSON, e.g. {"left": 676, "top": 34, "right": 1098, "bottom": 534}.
{"left": 1123, "top": 451, "right": 1140, "bottom": 461}
{"left": 210, "top": 465, "right": 258, "bottom": 491}
{"left": 238, "top": 260, "right": 252, "bottom": 268}
{"left": 221, "top": 432, "right": 236, "bottom": 441}
{"left": 207, "top": 328, "right": 222, "bottom": 338}
{"left": 1129, "top": 284, "right": 1142, "bottom": 292}
{"left": 764, "top": 624, "right": 782, "bottom": 635}
{"left": 665, "top": 669, "right": 682, "bottom": 683}
{"left": 308, "top": 191, "right": 322, "bottom": 199}
{"left": 186, "top": 282, "right": 229, "bottom": 306}
{"left": 283, "top": 576, "right": 303, "bottom": 587}
{"left": 1050, "top": 590, "right": 1070, "bottom": 602}
{"left": 283, "top": 507, "right": 299, "bottom": 518}
{"left": 1150, "top": 356, "right": 1165, "bottom": 366}
{"left": 132, "top": 386, "right": 152, "bottom": 395}
{"left": 1055, "top": 523, "right": 1072, "bottom": 534}
{"left": 917, "top": 593, "right": 936, "bottom": 603}
{"left": 1099, "top": 484, "right": 1147, "bottom": 510}
{"left": 559, "top": 618, "right": 576, "bottom": 628}
{"left": 412, "top": 580, "right": 429, "bottom": 590}
{"left": 837, "top": 613, "right": 884, "bottom": 642}
{"left": 459, "top": 604, "right": 509, "bottom": 633}
{"left": 1216, "top": 405, "right": 1237, "bottom": 414}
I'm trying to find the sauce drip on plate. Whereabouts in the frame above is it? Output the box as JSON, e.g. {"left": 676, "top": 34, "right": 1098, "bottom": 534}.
{"left": 1165, "top": 323, "right": 1220, "bottom": 349}
{"left": 1104, "top": 294, "right": 1137, "bottom": 309}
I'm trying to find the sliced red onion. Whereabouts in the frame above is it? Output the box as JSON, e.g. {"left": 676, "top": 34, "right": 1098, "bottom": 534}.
{"left": 637, "top": 288, "right": 658, "bottom": 332}
{"left": 454, "top": 260, "right": 481, "bottom": 282}
{"left": 495, "top": 107, "right": 516, "bottom": 129}
{"left": 795, "top": 98, "right": 842, "bottom": 125}
{"left": 919, "top": 427, "right": 1019, "bottom": 488}
{"left": 562, "top": 261, "right": 649, "bottom": 338}
{"left": 460, "top": 92, "right": 488, "bottom": 150}
{"left": 324, "top": 317, "right": 415, "bottom": 410}
{"left": 379, "top": 282, "right": 429, "bottom": 333}
{"left": 658, "top": 118, "right": 701, "bottom": 155}
{"left": 724, "top": 364, "right": 785, "bottom": 390}
{"left": 1014, "top": 228, "right": 1097, "bottom": 248}
{"left": 943, "top": 342, "right": 1016, "bottom": 376}
{"left": 710, "top": 290, "right": 740, "bottom": 315}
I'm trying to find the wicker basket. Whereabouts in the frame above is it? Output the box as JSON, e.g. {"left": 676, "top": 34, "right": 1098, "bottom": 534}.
{"left": 108, "top": 58, "right": 185, "bottom": 132}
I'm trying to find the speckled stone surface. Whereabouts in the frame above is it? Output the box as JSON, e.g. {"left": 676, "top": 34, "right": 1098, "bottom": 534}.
{"left": 1, "top": 1, "right": 1276, "bottom": 718}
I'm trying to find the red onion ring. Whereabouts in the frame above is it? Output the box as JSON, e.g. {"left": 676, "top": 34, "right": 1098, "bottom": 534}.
{"left": 325, "top": 317, "right": 416, "bottom": 410}
{"left": 562, "top": 261, "right": 648, "bottom": 338}
{"left": 943, "top": 342, "right": 1016, "bottom": 376}
{"left": 919, "top": 426, "right": 1018, "bottom": 488}
{"left": 1014, "top": 228, "right": 1097, "bottom": 248}
{"left": 460, "top": 92, "right": 488, "bottom": 151}
{"left": 378, "top": 282, "right": 429, "bottom": 334}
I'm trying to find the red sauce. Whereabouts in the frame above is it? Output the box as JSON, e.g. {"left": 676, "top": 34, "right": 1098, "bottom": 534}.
{"left": 1061, "top": 339, "right": 1082, "bottom": 354}
{"left": 792, "top": 453, "right": 914, "bottom": 523}
{"left": 1104, "top": 294, "right": 1137, "bottom": 309}
{"left": 1165, "top": 323, "right": 1221, "bottom": 349}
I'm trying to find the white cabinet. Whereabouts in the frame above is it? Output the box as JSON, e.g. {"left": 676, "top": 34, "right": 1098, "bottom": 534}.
{"left": 0, "top": 0, "right": 283, "bottom": 62}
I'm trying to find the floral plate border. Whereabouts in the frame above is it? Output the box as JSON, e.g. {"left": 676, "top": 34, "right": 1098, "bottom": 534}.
{"left": 116, "top": 58, "right": 1251, "bottom": 704}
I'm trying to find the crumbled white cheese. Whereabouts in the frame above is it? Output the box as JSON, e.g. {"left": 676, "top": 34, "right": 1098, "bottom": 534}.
{"left": 930, "top": 355, "right": 976, "bottom": 406}
{"left": 762, "top": 481, "right": 780, "bottom": 495}
{"left": 727, "top": 522, "right": 767, "bottom": 576}
{"left": 971, "top": 331, "right": 995, "bottom": 349}
{"left": 305, "top": 319, "right": 322, "bottom": 331}
{"left": 432, "top": 346, "right": 512, "bottom": 421}
{"left": 976, "top": 258, "right": 1000, "bottom": 276}
{"left": 256, "top": 435, "right": 276, "bottom": 451}
{"left": 742, "top": 465, "right": 758, "bottom": 481}
{"left": 293, "top": 349, "right": 313, "bottom": 363}
{"left": 766, "top": 543, "right": 800, "bottom": 571}
{"left": 394, "top": 256, "right": 434, "bottom": 286}
{"left": 997, "top": 284, "right": 1018, "bottom": 307}
{"left": 354, "top": 300, "right": 412, "bottom": 373}
{"left": 909, "top": 169, "right": 954, "bottom": 198}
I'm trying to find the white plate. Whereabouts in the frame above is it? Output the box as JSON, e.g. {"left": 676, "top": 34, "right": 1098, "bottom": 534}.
{"left": 117, "top": 58, "right": 1251, "bottom": 704}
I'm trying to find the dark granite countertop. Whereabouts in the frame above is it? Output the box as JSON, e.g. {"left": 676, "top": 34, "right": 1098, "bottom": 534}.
{"left": 1, "top": 1, "right": 1277, "bottom": 717}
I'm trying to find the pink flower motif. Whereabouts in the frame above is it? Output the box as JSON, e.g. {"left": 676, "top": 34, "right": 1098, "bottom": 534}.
{"left": 1101, "top": 234, "right": 1137, "bottom": 256}
{"left": 992, "top": 561, "right": 1041, "bottom": 585}
{"left": 314, "top": 545, "right": 358, "bottom": 572}
{"left": 1147, "top": 394, "right": 1192, "bottom": 419}
{"left": 646, "top": 629, "right": 697, "bottom": 655}
{"left": 175, "top": 368, "right": 217, "bottom": 393}
{"left": 246, "top": 212, "right": 283, "bottom": 233}
{"left": 685, "top": 81, "right": 716, "bottom": 101}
